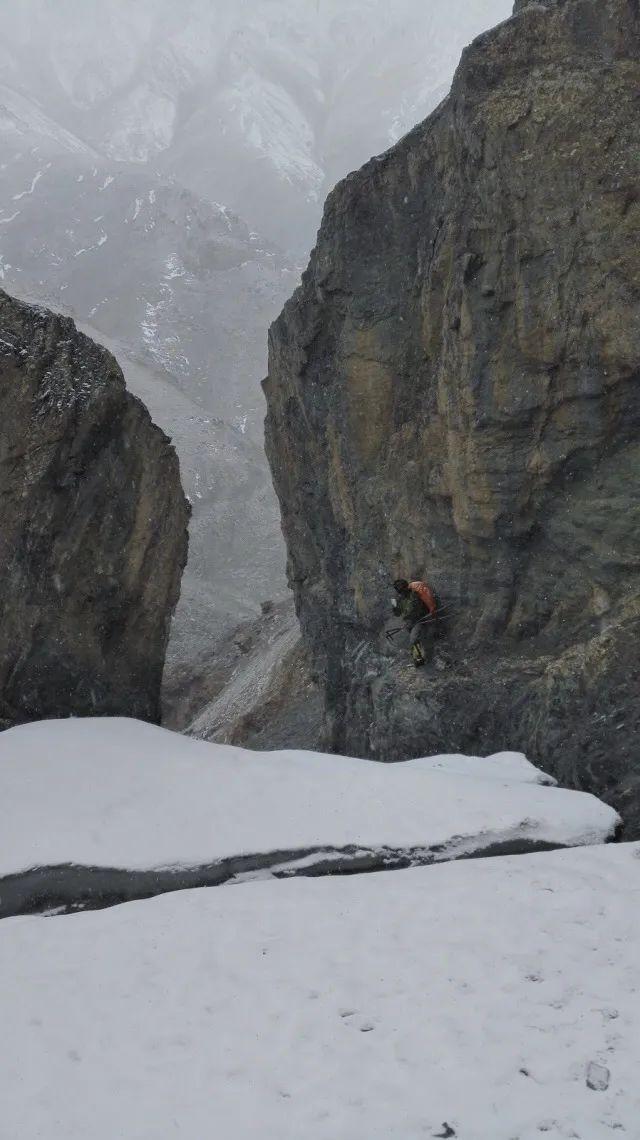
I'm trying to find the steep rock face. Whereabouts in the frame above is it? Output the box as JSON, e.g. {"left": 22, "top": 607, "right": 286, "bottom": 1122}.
{"left": 265, "top": 0, "right": 640, "bottom": 832}
{"left": 0, "top": 290, "right": 189, "bottom": 725}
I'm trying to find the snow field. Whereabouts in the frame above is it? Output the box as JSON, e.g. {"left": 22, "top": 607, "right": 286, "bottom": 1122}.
{"left": 1, "top": 843, "right": 639, "bottom": 1139}
{"left": 0, "top": 718, "right": 619, "bottom": 877}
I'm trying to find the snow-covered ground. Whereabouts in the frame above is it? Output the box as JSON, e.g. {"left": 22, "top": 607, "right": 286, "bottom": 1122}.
{"left": 2, "top": 842, "right": 639, "bottom": 1140}
{"left": 0, "top": 718, "right": 618, "bottom": 884}
{"left": 0, "top": 719, "right": 629, "bottom": 1135}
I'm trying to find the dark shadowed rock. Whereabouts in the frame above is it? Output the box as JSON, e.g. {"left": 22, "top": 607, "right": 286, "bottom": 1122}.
{"left": 264, "top": 0, "right": 640, "bottom": 834}
{"left": 0, "top": 290, "right": 190, "bottom": 725}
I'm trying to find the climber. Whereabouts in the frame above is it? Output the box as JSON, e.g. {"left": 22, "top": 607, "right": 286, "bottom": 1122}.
{"left": 391, "top": 578, "right": 438, "bottom": 667}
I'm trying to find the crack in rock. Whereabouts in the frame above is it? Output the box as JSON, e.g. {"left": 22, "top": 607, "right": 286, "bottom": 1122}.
{"left": 0, "top": 837, "right": 566, "bottom": 919}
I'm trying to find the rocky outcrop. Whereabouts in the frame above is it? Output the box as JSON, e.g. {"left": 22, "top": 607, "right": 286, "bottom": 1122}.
{"left": 512, "top": 0, "right": 562, "bottom": 11}
{"left": 265, "top": 0, "right": 640, "bottom": 832}
{"left": 0, "top": 290, "right": 190, "bottom": 725}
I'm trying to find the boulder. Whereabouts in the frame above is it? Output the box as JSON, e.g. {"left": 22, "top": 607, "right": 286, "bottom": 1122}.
{"left": 0, "top": 290, "right": 189, "bottom": 725}
{"left": 0, "top": 717, "right": 619, "bottom": 917}
{"left": 264, "top": 0, "right": 640, "bottom": 832}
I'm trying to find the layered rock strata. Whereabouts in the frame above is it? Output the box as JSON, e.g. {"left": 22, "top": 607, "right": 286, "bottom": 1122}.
{"left": 265, "top": 0, "right": 640, "bottom": 832}
{"left": 0, "top": 290, "right": 189, "bottom": 725}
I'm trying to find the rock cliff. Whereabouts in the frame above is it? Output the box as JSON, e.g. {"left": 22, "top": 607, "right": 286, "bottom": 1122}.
{"left": 265, "top": 0, "right": 640, "bottom": 832}
{"left": 0, "top": 290, "right": 189, "bottom": 725}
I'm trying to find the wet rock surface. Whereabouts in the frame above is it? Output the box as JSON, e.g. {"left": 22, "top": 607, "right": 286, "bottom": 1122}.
{"left": 0, "top": 290, "right": 190, "bottom": 725}
{"left": 0, "top": 837, "right": 567, "bottom": 920}
{"left": 265, "top": 0, "right": 640, "bottom": 833}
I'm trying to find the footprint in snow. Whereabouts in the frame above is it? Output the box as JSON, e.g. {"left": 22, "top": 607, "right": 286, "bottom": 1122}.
{"left": 599, "top": 1007, "right": 620, "bottom": 1022}
{"left": 339, "top": 1010, "right": 375, "bottom": 1032}
{"left": 586, "top": 1061, "right": 611, "bottom": 1091}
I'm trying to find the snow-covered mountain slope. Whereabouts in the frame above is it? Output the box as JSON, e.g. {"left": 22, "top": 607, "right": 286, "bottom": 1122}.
{"left": 0, "top": 144, "right": 294, "bottom": 435}
{"left": 1, "top": 0, "right": 513, "bottom": 250}
{"left": 0, "top": 83, "right": 97, "bottom": 158}
{"left": 2, "top": 842, "right": 639, "bottom": 1139}
{"left": 0, "top": 717, "right": 619, "bottom": 918}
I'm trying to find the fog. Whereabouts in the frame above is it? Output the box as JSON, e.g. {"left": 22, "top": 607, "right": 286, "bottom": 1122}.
{"left": 1, "top": 0, "right": 513, "bottom": 249}
{"left": 0, "top": 0, "right": 513, "bottom": 667}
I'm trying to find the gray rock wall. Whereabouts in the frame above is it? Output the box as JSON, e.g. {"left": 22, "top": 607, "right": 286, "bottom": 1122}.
{"left": 265, "top": 0, "right": 640, "bottom": 833}
{"left": 0, "top": 290, "right": 190, "bottom": 725}
{"left": 512, "top": 0, "right": 563, "bottom": 13}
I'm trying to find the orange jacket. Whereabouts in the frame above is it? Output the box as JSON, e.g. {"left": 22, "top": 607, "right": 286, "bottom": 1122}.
{"left": 409, "top": 581, "right": 437, "bottom": 616}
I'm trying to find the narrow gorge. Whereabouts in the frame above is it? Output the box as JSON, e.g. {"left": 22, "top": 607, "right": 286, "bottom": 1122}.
{"left": 265, "top": 0, "right": 640, "bottom": 833}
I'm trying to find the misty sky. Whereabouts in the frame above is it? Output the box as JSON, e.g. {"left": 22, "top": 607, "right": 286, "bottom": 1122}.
{"left": 0, "top": 0, "right": 514, "bottom": 650}
{"left": 0, "top": 0, "right": 513, "bottom": 194}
